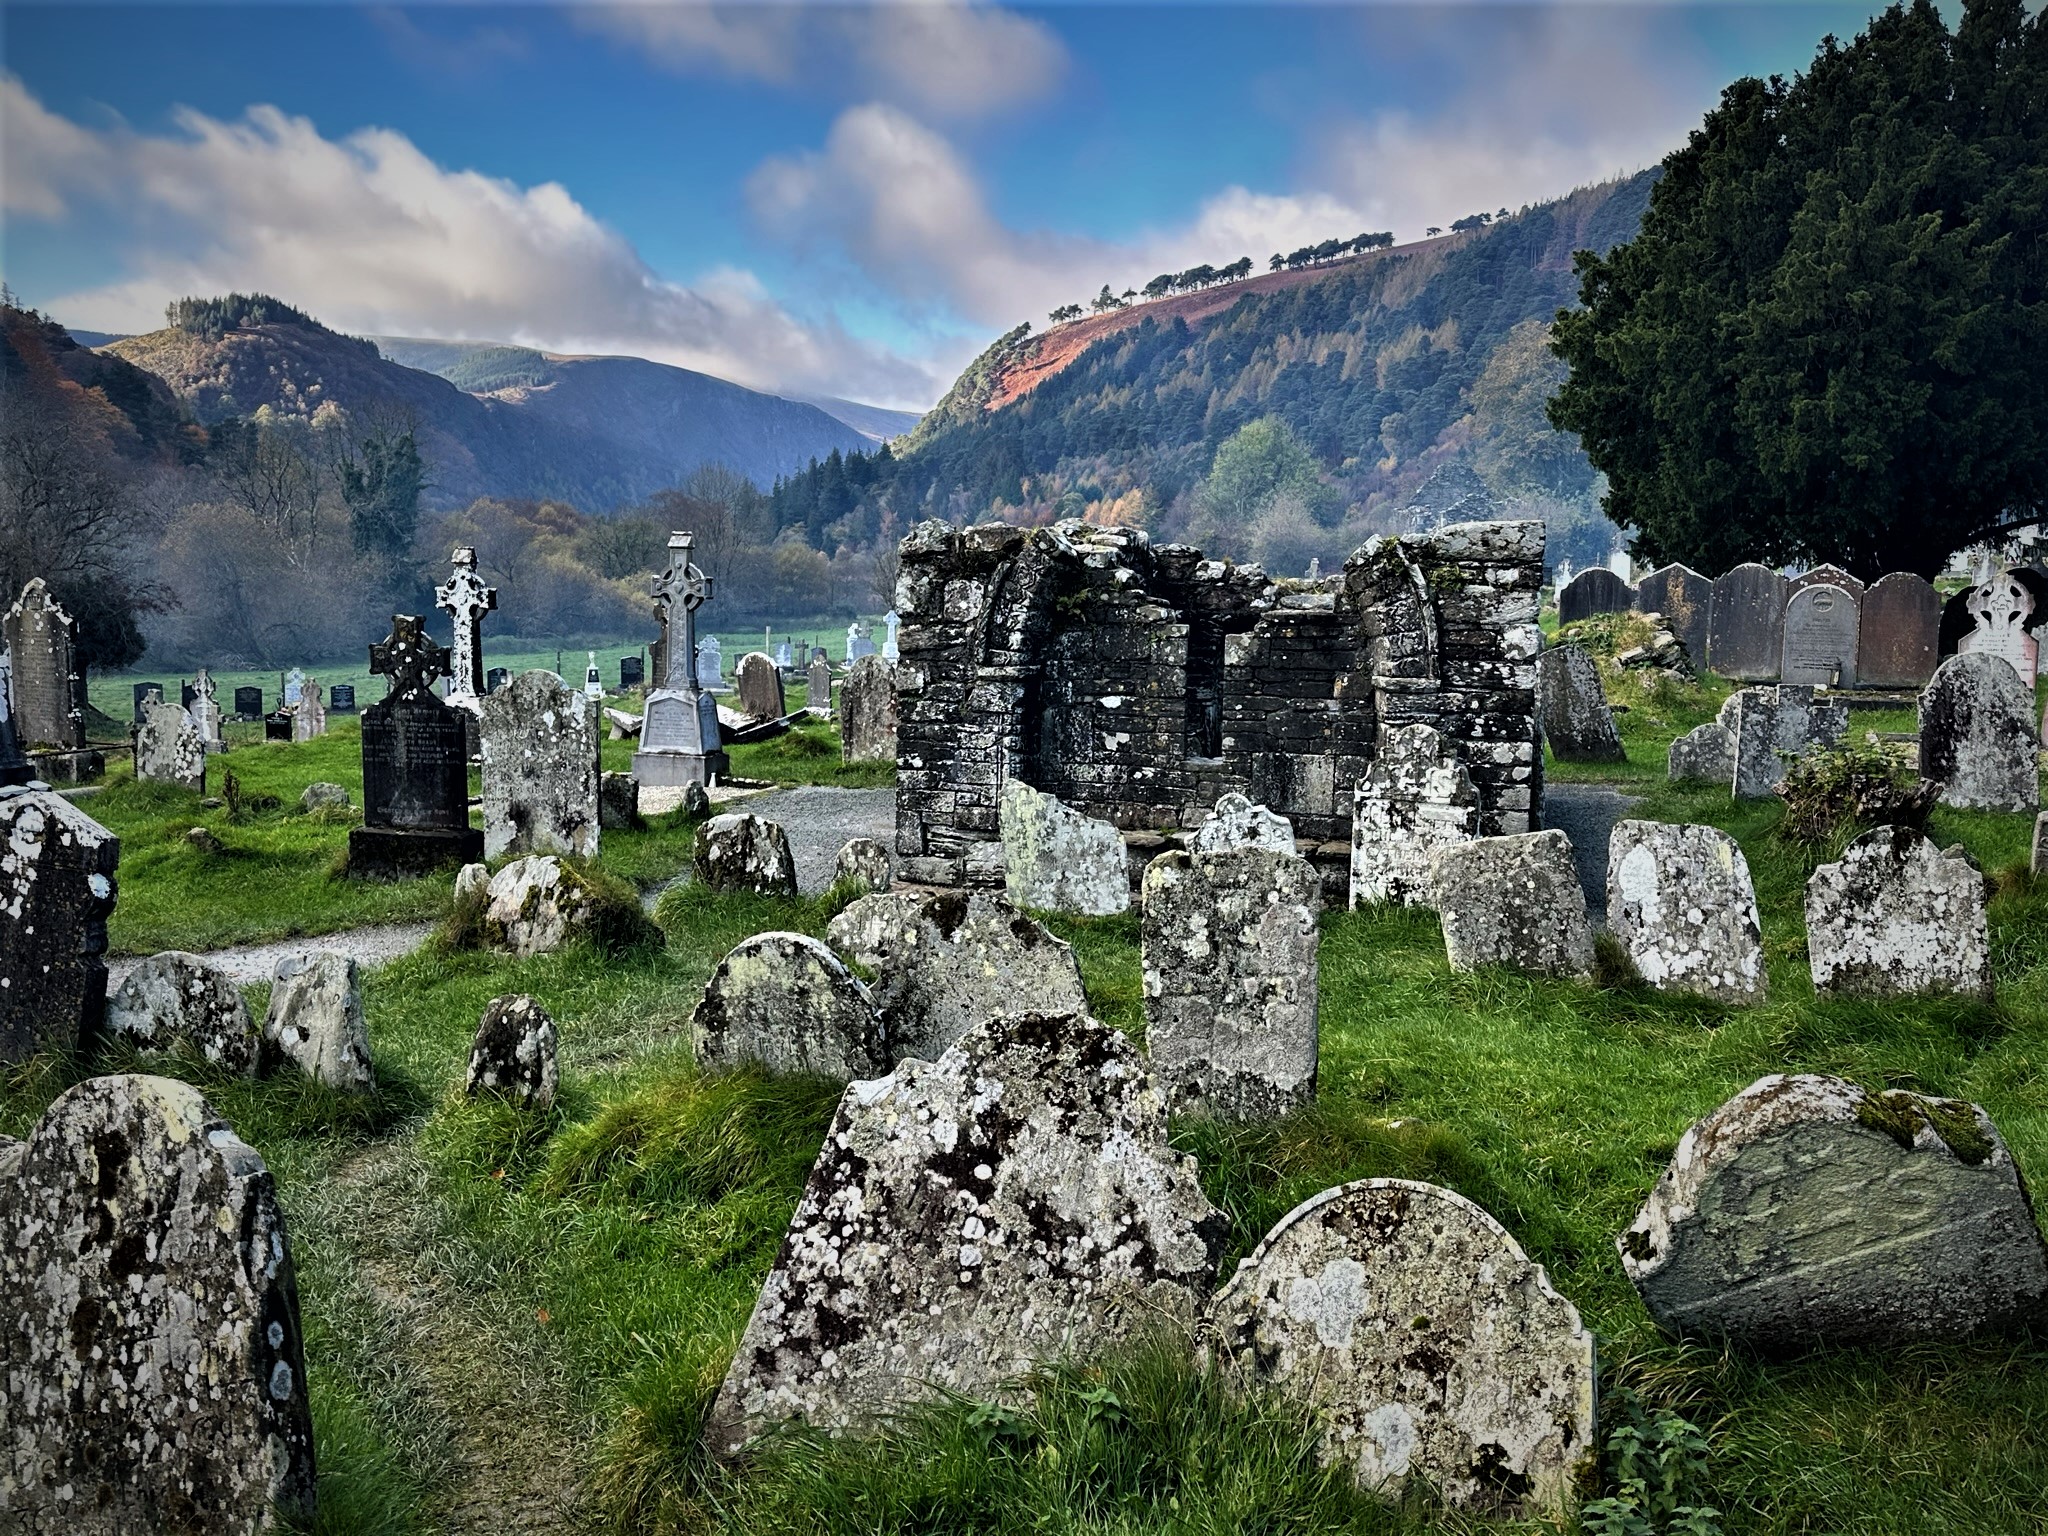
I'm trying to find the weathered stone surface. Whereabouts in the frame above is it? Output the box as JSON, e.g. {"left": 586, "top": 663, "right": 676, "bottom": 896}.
{"left": 478, "top": 854, "right": 638, "bottom": 957}
{"left": 480, "top": 668, "right": 602, "bottom": 859}
{"left": 1188, "top": 790, "right": 1297, "bottom": 854}
{"left": 1350, "top": 723, "right": 1478, "bottom": 908}
{"left": 1956, "top": 564, "right": 2040, "bottom": 689}
{"left": 999, "top": 778, "right": 1131, "bottom": 916}
{"left": 1667, "top": 695, "right": 1738, "bottom": 785}
{"left": 134, "top": 698, "right": 206, "bottom": 790}
{"left": 1859, "top": 571, "right": 1940, "bottom": 688}
{"left": 260, "top": 952, "right": 372, "bottom": 1091}
{"left": 832, "top": 835, "right": 891, "bottom": 892}
{"left": 1556, "top": 566, "right": 1632, "bottom": 624}
{"left": 1430, "top": 830, "right": 1593, "bottom": 979}
{"left": 0, "top": 1075, "right": 316, "bottom": 1534}
{"left": 351, "top": 614, "right": 483, "bottom": 876}
{"left": 1632, "top": 563, "right": 1711, "bottom": 673}
{"left": 1607, "top": 821, "right": 1765, "bottom": 1003}
{"left": 694, "top": 812, "right": 799, "bottom": 897}
{"left": 1730, "top": 684, "right": 1849, "bottom": 799}
{"left": 827, "top": 890, "right": 1089, "bottom": 1065}
{"left": 705, "top": 1010, "right": 1226, "bottom": 1456}
{"left": 454, "top": 860, "right": 489, "bottom": 906}
{"left": 464, "top": 994, "right": 558, "bottom": 1109}
{"left": 1920, "top": 652, "right": 2038, "bottom": 813}
{"left": 693, "top": 932, "right": 886, "bottom": 1079}
{"left": 735, "top": 650, "right": 787, "bottom": 720}
{"left": 300, "top": 780, "right": 350, "bottom": 812}
{"left": 805, "top": 654, "right": 833, "bottom": 716}
{"left": 1621, "top": 1074, "right": 2048, "bottom": 1350}
{"left": 1805, "top": 827, "right": 1992, "bottom": 998}
{"left": 839, "top": 653, "right": 897, "bottom": 763}
{"left": 1209, "top": 1179, "right": 1595, "bottom": 1518}
{"left": 1706, "top": 563, "right": 1789, "bottom": 681}
{"left": 107, "top": 951, "right": 257, "bottom": 1073}
{"left": 0, "top": 786, "right": 117, "bottom": 1062}
{"left": 2035, "top": 811, "right": 2048, "bottom": 876}
{"left": 1142, "top": 847, "right": 1319, "bottom": 1118}
{"left": 1779, "top": 582, "right": 1860, "bottom": 687}
{"left": 598, "top": 770, "right": 641, "bottom": 830}
{"left": 3, "top": 577, "right": 85, "bottom": 751}
{"left": 1536, "top": 644, "right": 1624, "bottom": 762}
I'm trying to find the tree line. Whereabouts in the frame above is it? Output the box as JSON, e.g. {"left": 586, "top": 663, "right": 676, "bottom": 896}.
{"left": 1046, "top": 232, "right": 1395, "bottom": 324}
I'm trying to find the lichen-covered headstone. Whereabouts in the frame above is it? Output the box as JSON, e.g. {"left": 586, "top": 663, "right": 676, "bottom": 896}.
{"left": 1143, "top": 847, "right": 1319, "bottom": 1119}
{"left": 1606, "top": 821, "right": 1766, "bottom": 1003}
{"left": 1535, "top": 644, "right": 1624, "bottom": 762}
{"left": 1430, "top": 830, "right": 1593, "bottom": 979}
{"left": 260, "top": 952, "right": 372, "bottom": 1092}
{"left": 1620, "top": 1074, "right": 2048, "bottom": 1350}
{"left": 735, "top": 650, "right": 787, "bottom": 720}
{"left": 1666, "top": 707, "right": 1735, "bottom": 786}
{"left": 1208, "top": 1179, "right": 1595, "bottom": 1519}
{"left": 134, "top": 698, "right": 206, "bottom": 790}
{"left": 1730, "top": 683, "right": 1848, "bottom": 799}
{"left": 1188, "top": 791, "right": 1297, "bottom": 855}
{"left": 0, "top": 785, "right": 117, "bottom": 1062}
{"left": 694, "top": 812, "right": 799, "bottom": 896}
{"left": 704, "top": 1011, "right": 1225, "bottom": 1457}
{"left": 1919, "top": 652, "right": 2039, "bottom": 813}
{"left": 480, "top": 669, "right": 602, "bottom": 859}
{"left": 479, "top": 854, "right": 641, "bottom": 957}
{"left": 598, "top": 770, "right": 641, "bottom": 830}
{"left": 999, "top": 778, "right": 1130, "bottom": 916}
{"left": 693, "top": 931, "right": 887, "bottom": 1079}
{"left": 465, "top": 994, "right": 559, "bottom": 1110}
{"left": 107, "top": 950, "right": 258, "bottom": 1074}
{"left": 832, "top": 835, "right": 891, "bottom": 893}
{"left": 0, "top": 1074, "right": 316, "bottom": 1534}
{"left": 827, "top": 890, "right": 1089, "bottom": 1065}
{"left": 839, "top": 653, "right": 897, "bottom": 762}
{"left": 1805, "top": 827, "right": 1991, "bottom": 999}
{"left": 1350, "top": 723, "right": 1477, "bottom": 908}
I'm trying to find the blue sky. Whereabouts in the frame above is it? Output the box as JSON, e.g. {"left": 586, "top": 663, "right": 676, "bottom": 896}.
{"left": 3, "top": 2, "right": 1889, "bottom": 408}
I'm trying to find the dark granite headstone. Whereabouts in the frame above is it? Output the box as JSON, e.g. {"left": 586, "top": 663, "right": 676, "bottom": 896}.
{"left": 485, "top": 667, "right": 511, "bottom": 693}
{"left": 180, "top": 680, "right": 198, "bottom": 710}
{"left": 265, "top": 712, "right": 294, "bottom": 742}
{"left": 1707, "top": 563, "right": 1789, "bottom": 680}
{"left": 1632, "top": 563, "right": 1712, "bottom": 672}
{"left": 620, "top": 655, "right": 645, "bottom": 690}
{"left": 132, "top": 682, "right": 162, "bottom": 723}
{"left": 234, "top": 686, "right": 264, "bottom": 719}
{"left": 1557, "top": 567, "right": 1633, "bottom": 625}
{"left": 1780, "top": 583, "right": 1860, "bottom": 687}
{"left": 1859, "top": 572, "right": 1940, "bottom": 688}
{"left": 328, "top": 683, "right": 357, "bottom": 713}
{"left": 348, "top": 616, "right": 483, "bottom": 878}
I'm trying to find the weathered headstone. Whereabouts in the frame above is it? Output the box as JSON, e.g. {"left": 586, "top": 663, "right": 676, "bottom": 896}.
{"left": 1779, "top": 582, "right": 1860, "bottom": 687}
{"left": 1956, "top": 565, "right": 2040, "bottom": 688}
{"left": 1142, "top": 847, "right": 1319, "bottom": 1119}
{"left": 882, "top": 609, "right": 901, "bottom": 660}
{"left": 833, "top": 835, "right": 891, "bottom": 892}
{"left": 435, "top": 546, "right": 498, "bottom": 707}
{"left": 465, "top": 994, "right": 558, "bottom": 1110}
{"left": 1556, "top": 566, "right": 1633, "bottom": 624}
{"left": 1706, "top": 562, "right": 1790, "bottom": 680}
{"left": 1536, "top": 643, "right": 1624, "bottom": 761}
{"left": 1620, "top": 1074, "right": 2048, "bottom": 1350}
{"left": 107, "top": 951, "right": 257, "bottom": 1074}
{"left": 696, "top": 634, "right": 726, "bottom": 691}
{"left": 1920, "top": 652, "right": 2038, "bottom": 812}
{"left": 845, "top": 619, "right": 876, "bottom": 660}
{"left": 692, "top": 931, "right": 887, "bottom": 1079}
{"left": 619, "top": 654, "right": 645, "bottom": 690}
{"left": 135, "top": 698, "right": 207, "bottom": 790}
{"left": 1632, "top": 563, "right": 1712, "bottom": 671}
{"left": 0, "top": 641, "right": 29, "bottom": 786}
{"left": 1430, "top": 830, "right": 1594, "bottom": 979}
{"left": 839, "top": 653, "right": 897, "bottom": 762}
{"left": 1729, "top": 683, "right": 1848, "bottom": 799}
{"left": 283, "top": 667, "right": 305, "bottom": 707}
{"left": 1350, "top": 723, "right": 1478, "bottom": 907}
{"left": 1210, "top": 1179, "right": 1595, "bottom": 1517}
{"left": 260, "top": 952, "right": 372, "bottom": 1092}
{"left": 1858, "top": 572, "right": 1941, "bottom": 688}
{"left": 1788, "top": 563, "right": 1865, "bottom": 598}
{"left": 130, "top": 680, "right": 161, "bottom": 724}
{"left": 704, "top": 1010, "right": 1223, "bottom": 1457}
{"left": 349, "top": 615, "right": 483, "bottom": 877}
{"left": 734, "top": 650, "right": 787, "bottom": 720}
{"left": 233, "top": 685, "right": 264, "bottom": 719}
{"left": 292, "top": 677, "right": 327, "bottom": 742}
{"left": 806, "top": 654, "right": 833, "bottom": 715}
{"left": 484, "top": 667, "right": 510, "bottom": 693}
{"left": 0, "top": 1075, "right": 317, "bottom": 1534}
{"left": 1607, "top": 820, "right": 1766, "bottom": 1003}
{"left": 3, "top": 577, "right": 85, "bottom": 750}
{"left": 694, "top": 812, "right": 799, "bottom": 896}
{"left": 1805, "top": 827, "right": 1992, "bottom": 999}
{"left": 0, "top": 786, "right": 117, "bottom": 1062}
{"left": 1667, "top": 695, "right": 1738, "bottom": 785}
{"left": 775, "top": 640, "right": 793, "bottom": 670}
{"left": 1189, "top": 790, "right": 1296, "bottom": 854}
{"left": 191, "top": 668, "right": 223, "bottom": 752}
{"left": 328, "top": 682, "right": 356, "bottom": 714}
{"left": 598, "top": 770, "right": 640, "bottom": 830}
{"left": 635, "top": 532, "right": 730, "bottom": 788}
{"left": 2036, "top": 810, "right": 2048, "bottom": 875}
{"left": 479, "top": 669, "right": 602, "bottom": 860}
{"left": 999, "top": 778, "right": 1130, "bottom": 916}
{"left": 477, "top": 854, "right": 638, "bottom": 956}
{"left": 827, "top": 890, "right": 1090, "bottom": 1065}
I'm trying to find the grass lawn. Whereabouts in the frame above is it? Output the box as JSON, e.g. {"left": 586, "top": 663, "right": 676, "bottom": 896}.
{"left": 9, "top": 658, "right": 2048, "bottom": 1534}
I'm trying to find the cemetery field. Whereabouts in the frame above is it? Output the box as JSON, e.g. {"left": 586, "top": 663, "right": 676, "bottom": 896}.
{"left": 9, "top": 687, "right": 2048, "bottom": 1534}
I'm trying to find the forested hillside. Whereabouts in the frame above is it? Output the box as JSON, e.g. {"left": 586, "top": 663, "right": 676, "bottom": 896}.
{"left": 771, "top": 171, "right": 1655, "bottom": 572}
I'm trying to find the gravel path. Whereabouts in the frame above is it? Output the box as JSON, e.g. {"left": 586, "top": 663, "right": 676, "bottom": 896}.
{"left": 106, "top": 921, "right": 438, "bottom": 989}
{"left": 1541, "top": 783, "right": 1642, "bottom": 923}
{"left": 653, "top": 785, "right": 897, "bottom": 900}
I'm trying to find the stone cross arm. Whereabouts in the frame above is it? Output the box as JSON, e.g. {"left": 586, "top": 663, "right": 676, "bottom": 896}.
{"left": 369, "top": 615, "right": 452, "bottom": 697}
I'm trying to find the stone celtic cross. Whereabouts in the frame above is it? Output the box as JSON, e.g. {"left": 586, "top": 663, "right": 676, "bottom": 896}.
{"left": 370, "top": 615, "right": 451, "bottom": 700}
{"left": 649, "top": 533, "right": 711, "bottom": 691}
{"left": 194, "top": 668, "right": 217, "bottom": 704}
{"left": 435, "top": 547, "right": 498, "bottom": 700}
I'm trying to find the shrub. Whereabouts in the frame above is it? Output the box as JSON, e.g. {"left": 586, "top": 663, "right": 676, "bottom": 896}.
{"left": 1775, "top": 745, "right": 1937, "bottom": 848}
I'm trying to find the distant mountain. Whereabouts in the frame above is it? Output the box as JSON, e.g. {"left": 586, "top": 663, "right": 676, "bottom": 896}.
{"left": 2, "top": 307, "right": 197, "bottom": 464}
{"left": 786, "top": 393, "right": 922, "bottom": 443}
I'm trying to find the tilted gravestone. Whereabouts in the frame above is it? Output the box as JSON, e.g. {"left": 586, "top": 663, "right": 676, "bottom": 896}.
{"left": 465, "top": 994, "right": 559, "bottom": 1110}
{"left": 3, "top": 577, "right": 86, "bottom": 750}
{"left": 0, "top": 785, "right": 118, "bottom": 1062}
{"left": 704, "top": 1010, "right": 1224, "bottom": 1458}
{"left": 348, "top": 615, "right": 483, "bottom": 878}
{"left": 1706, "top": 563, "right": 1790, "bottom": 680}
{"left": 1956, "top": 566, "right": 2040, "bottom": 689}
{"left": 806, "top": 654, "right": 833, "bottom": 715}
{"left": 1142, "top": 847, "right": 1319, "bottom": 1119}
{"left": 1210, "top": 1179, "right": 1595, "bottom": 1518}
{"left": 1350, "top": 723, "right": 1477, "bottom": 907}
{"left": 833, "top": 835, "right": 890, "bottom": 892}
{"left": 1431, "top": 830, "right": 1593, "bottom": 979}
{"left": 1556, "top": 566, "right": 1633, "bottom": 625}
{"left": 1858, "top": 572, "right": 1940, "bottom": 688}
{"left": 1729, "top": 684, "right": 1848, "bottom": 799}
{"left": 261, "top": 952, "right": 373, "bottom": 1092}
{"left": 479, "top": 669, "right": 602, "bottom": 860}
{"left": 1667, "top": 694, "right": 1739, "bottom": 785}
{"left": 106, "top": 951, "right": 257, "bottom": 1074}
{"left": 1000, "top": 778, "right": 1129, "bottom": 916}
{"left": 0, "top": 1075, "right": 317, "bottom": 1534}
{"left": 1779, "top": 582, "right": 1860, "bottom": 687}
{"left": 1535, "top": 643, "right": 1624, "bottom": 762}
{"left": 734, "top": 650, "right": 787, "bottom": 720}
{"left": 1920, "top": 652, "right": 2038, "bottom": 813}
{"left": 1805, "top": 827, "right": 1991, "bottom": 999}
{"left": 839, "top": 654, "right": 897, "bottom": 762}
{"left": 134, "top": 698, "right": 206, "bottom": 790}
{"left": 1632, "top": 563, "right": 1712, "bottom": 671}
{"left": 694, "top": 812, "right": 798, "bottom": 896}
{"left": 692, "top": 931, "right": 887, "bottom": 1080}
{"left": 1607, "top": 820, "right": 1766, "bottom": 1003}
{"left": 1621, "top": 1074, "right": 2048, "bottom": 1351}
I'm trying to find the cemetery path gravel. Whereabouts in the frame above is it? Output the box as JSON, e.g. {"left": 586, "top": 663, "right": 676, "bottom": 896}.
{"left": 652, "top": 785, "right": 896, "bottom": 903}
{"left": 1541, "top": 783, "right": 1641, "bottom": 923}
{"left": 106, "top": 921, "right": 437, "bottom": 988}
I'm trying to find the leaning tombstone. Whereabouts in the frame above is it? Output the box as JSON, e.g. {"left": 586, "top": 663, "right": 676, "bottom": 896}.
{"left": 806, "top": 653, "right": 833, "bottom": 715}
{"left": 1349, "top": 723, "right": 1477, "bottom": 907}
{"left": 691, "top": 931, "right": 887, "bottom": 1079}
{"left": 1632, "top": 563, "right": 1712, "bottom": 670}
{"left": 635, "top": 533, "right": 729, "bottom": 787}
{"left": 704, "top": 1010, "right": 1222, "bottom": 1458}
{"left": 1779, "top": 582, "right": 1860, "bottom": 687}
{"left": 465, "top": 994, "right": 558, "bottom": 1110}
{"left": 1536, "top": 643, "right": 1624, "bottom": 761}
{"left": 1188, "top": 791, "right": 1296, "bottom": 854}
{"left": 1859, "top": 571, "right": 1941, "bottom": 688}
{"left": 1956, "top": 565, "right": 2040, "bottom": 689}
{"left": 1805, "top": 827, "right": 1992, "bottom": 999}
{"left": 106, "top": 951, "right": 258, "bottom": 1074}
{"left": 839, "top": 654, "right": 897, "bottom": 762}
{"left": 348, "top": 615, "right": 484, "bottom": 878}
{"left": 1210, "top": 1179, "right": 1594, "bottom": 1518}
{"left": 1667, "top": 697, "right": 1738, "bottom": 785}
{"left": 1430, "top": 830, "right": 1594, "bottom": 979}
{"left": 0, "top": 1075, "right": 317, "bottom": 1533}
{"left": 832, "top": 835, "right": 891, "bottom": 892}
{"left": 1706, "top": 562, "right": 1790, "bottom": 680}
{"left": 999, "top": 778, "right": 1129, "bottom": 915}
{"left": 479, "top": 669, "right": 602, "bottom": 859}
{"left": 261, "top": 952, "right": 373, "bottom": 1092}
{"left": 1607, "top": 821, "right": 1766, "bottom": 1003}
{"left": 734, "top": 650, "right": 787, "bottom": 720}
{"left": 135, "top": 697, "right": 206, "bottom": 790}
{"left": 1556, "top": 566, "right": 1633, "bottom": 624}
{"left": 1920, "top": 652, "right": 2039, "bottom": 813}
{"left": 1620, "top": 1074, "right": 2048, "bottom": 1351}
{"left": 1142, "top": 847, "right": 1319, "bottom": 1118}
{"left": 1729, "top": 684, "right": 1848, "bottom": 799}
{"left": 0, "top": 785, "right": 118, "bottom": 1062}
{"left": 694, "top": 812, "right": 798, "bottom": 896}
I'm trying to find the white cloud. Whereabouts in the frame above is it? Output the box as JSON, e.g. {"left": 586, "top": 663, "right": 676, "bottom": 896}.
{"left": 2, "top": 76, "right": 944, "bottom": 407}
{"left": 579, "top": 0, "right": 1065, "bottom": 119}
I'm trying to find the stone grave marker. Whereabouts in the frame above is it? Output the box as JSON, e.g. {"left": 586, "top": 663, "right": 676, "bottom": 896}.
{"left": 348, "top": 614, "right": 484, "bottom": 878}
{"left": 845, "top": 619, "right": 876, "bottom": 660}
{"left": 1350, "top": 723, "right": 1477, "bottom": 907}
{"left": 619, "top": 654, "right": 644, "bottom": 690}
{"left": 693, "top": 812, "right": 798, "bottom": 896}
{"left": 635, "top": 533, "right": 729, "bottom": 788}
{"left": 480, "top": 668, "right": 602, "bottom": 859}
{"left": 233, "top": 685, "right": 264, "bottom": 719}
{"left": 107, "top": 951, "right": 257, "bottom": 1074}
{"left": 1920, "top": 652, "right": 2038, "bottom": 812}
{"left": 283, "top": 666, "right": 305, "bottom": 706}
{"left": 131, "top": 680, "right": 161, "bottom": 723}
{"left": 1632, "top": 563, "right": 1712, "bottom": 671}
{"left": 435, "top": 546, "right": 498, "bottom": 707}
{"left": 806, "top": 653, "right": 833, "bottom": 715}
{"left": 0, "top": 641, "right": 29, "bottom": 786}
{"left": 135, "top": 698, "right": 206, "bottom": 789}
{"left": 775, "top": 640, "right": 793, "bottom": 670}
{"left": 1188, "top": 790, "right": 1296, "bottom": 854}
{"left": 583, "top": 651, "right": 603, "bottom": 700}
{"left": 1556, "top": 566, "right": 1633, "bottom": 624}
{"left": 1788, "top": 563, "right": 1865, "bottom": 598}
{"left": 1858, "top": 571, "right": 1941, "bottom": 688}
{"left": 2036, "top": 810, "right": 2048, "bottom": 875}
{"left": 1431, "top": 830, "right": 1594, "bottom": 979}
{"left": 261, "top": 952, "right": 373, "bottom": 1092}
{"left": 696, "top": 634, "right": 726, "bottom": 691}
{"left": 882, "top": 610, "right": 901, "bottom": 660}
{"left": 293, "top": 678, "right": 327, "bottom": 742}
{"left": 328, "top": 683, "right": 357, "bottom": 713}
{"left": 1706, "top": 563, "right": 1790, "bottom": 680}
{"left": 833, "top": 835, "right": 890, "bottom": 892}
{"left": 265, "top": 711, "right": 293, "bottom": 742}
{"left": 485, "top": 666, "right": 511, "bottom": 693}
{"left": 4, "top": 578, "right": 86, "bottom": 751}
{"left": 839, "top": 653, "right": 897, "bottom": 762}
{"left": 1667, "top": 694, "right": 1739, "bottom": 785}
{"left": 692, "top": 931, "right": 887, "bottom": 1079}
{"left": 734, "top": 650, "right": 787, "bottom": 719}
{"left": 1730, "top": 684, "right": 1848, "bottom": 799}
{"left": 0, "top": 785, "right": 118, "bottom": 1062}
{"left": 1779, "top": 582, "right": 1860, "bottom": 687}
{"left": 190, "top": 669, "right": 224, "bottom": 752}
{"left": 1805, "top": 827, "right": 1991, "bottom": 998}
{"left": 1956, "top": 565, "right": 2039, "bottom": 688}
{"left": 465, "top": 994, "right": 559, "bottom": 1110}
{"left": 1536, "top": 643, "right": 1624, "bottom": 761}
{"left": 1000, "top": 778, "right": 1129, "bottom": 916}
{"left": 598, "top": 770, "right": 640, "bottom": 830}
{"left": 1607, "top": 820, "right": 1766, "bottom": 1003}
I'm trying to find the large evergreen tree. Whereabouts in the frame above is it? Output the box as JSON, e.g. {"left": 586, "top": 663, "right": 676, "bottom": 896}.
{"left": 1550, "top": 0, "right": 2048, "bottom": 580}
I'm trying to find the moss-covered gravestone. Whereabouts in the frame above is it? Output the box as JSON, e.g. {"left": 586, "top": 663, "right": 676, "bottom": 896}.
{"left": 0, "top": 784, "right": 117, "bottom": 1062}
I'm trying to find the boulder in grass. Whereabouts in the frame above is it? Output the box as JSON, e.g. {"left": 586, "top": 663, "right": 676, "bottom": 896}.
{"left": 106, "top": 950, "right": 258, "bottom": 1074}
{"left": 260, "top": 951, "right": 372, "bottom": 1093}
{"left": 692, "top": 931, "right": 886, "bottom": 1079}
{"left": 299, "top": 781, "right": 351, "bottom": 813}
{"left": 832, "top": 835, "right": 891, "bottom": 893}
{"left": 693, "top": 813, "right": 799, "bottom": 898}
{"left": 465, "top": 994, "right": 559, "bottom": 1110}
{"left": 480, "top": 854, "right": 660, "bottom": 958}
